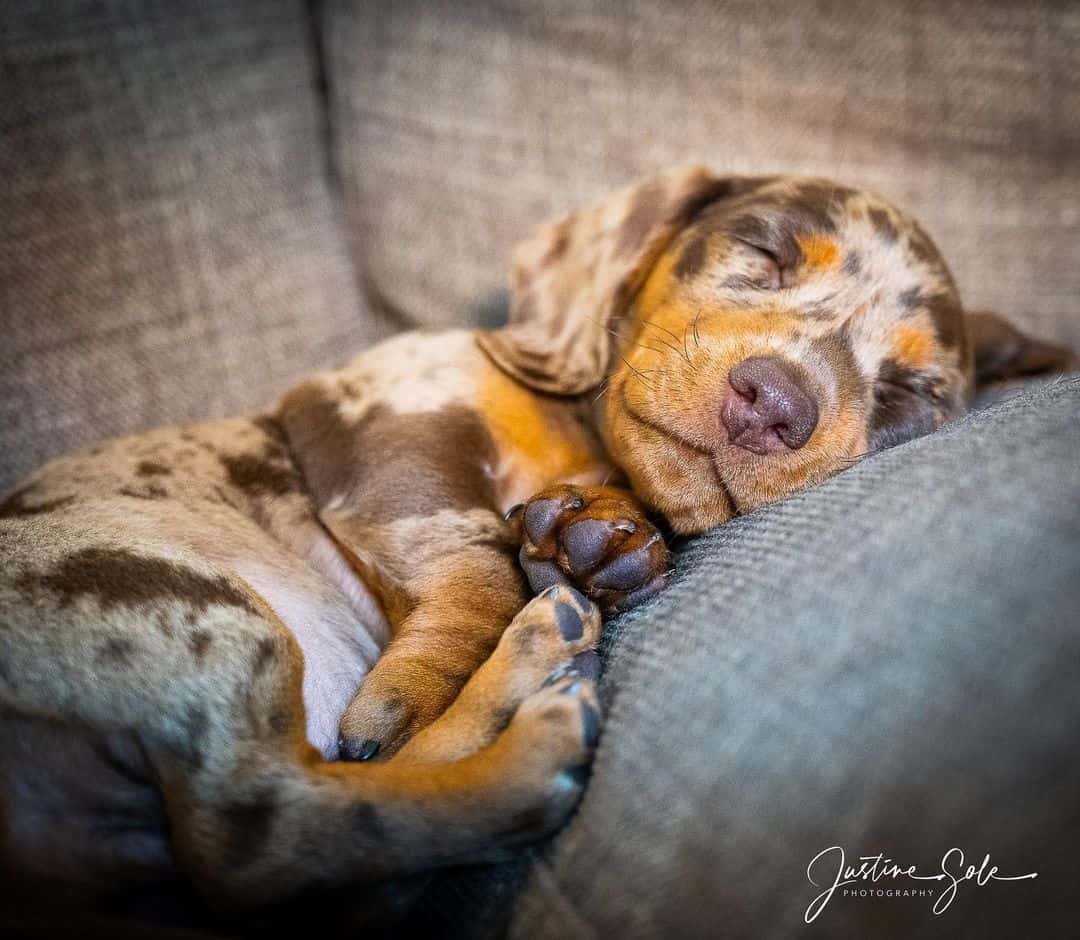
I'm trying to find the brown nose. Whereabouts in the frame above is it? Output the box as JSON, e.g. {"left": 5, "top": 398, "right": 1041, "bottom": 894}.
{"left": 722, "top": 356, "right": 819, "bottom": 455}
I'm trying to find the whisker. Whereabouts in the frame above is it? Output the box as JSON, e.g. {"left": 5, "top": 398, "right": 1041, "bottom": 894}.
{"left": 692, "top": 310, "right": 703, "bottom": 348}
{"left": 630, "top": 340, "right": 675, "bottom": 358}
{"left": 641, "top": 319, "right": 689, "bottom": 351}
{"left": 619, "top": 355, "right": 658, "bottom": 390}
{"left": 680, "top": 321, "right": 696, "bottom": 370}
{"left": 641, "top": 319, "right": 696, "bottom": 369}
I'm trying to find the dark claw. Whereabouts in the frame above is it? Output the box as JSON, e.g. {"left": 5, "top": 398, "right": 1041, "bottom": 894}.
{"left": 580, "top": 700, "right": 601, "bottom": 748}
{"left": 503, "top": 502, "right": 525, "bottom": 522}
{"left": 339, "top": 736, "right": 380, "bottom": 762}
{"left": 561, "top": 765, "right": 590, "bottom": 788}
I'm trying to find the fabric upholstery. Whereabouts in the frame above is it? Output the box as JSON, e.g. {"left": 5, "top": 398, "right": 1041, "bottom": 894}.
{"left": 0, "top": 0, "right": 381, "bottom": 493}
{"left": 324, "top": 0, "right": 1080, "bottom": 351}
{"left": 1, "top": 3, "right": 1077, "bottom": 937}
{"left": 485, "top": 375, "right": 1078, "bottom": 938}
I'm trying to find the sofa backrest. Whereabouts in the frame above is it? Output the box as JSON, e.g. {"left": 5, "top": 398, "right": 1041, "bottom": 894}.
{"left": 0, "top": 1, "right": 379, "bottom": 492}
{"left": 325, "top": 0, "right": 1080, "bottom": 349}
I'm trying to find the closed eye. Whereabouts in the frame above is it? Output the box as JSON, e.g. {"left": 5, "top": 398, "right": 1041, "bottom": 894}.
{"left": 731, "top": 238, "right": 783, "bottom": 290}
{"left": 868, "top": 366, "right": 940, "bottom": 452}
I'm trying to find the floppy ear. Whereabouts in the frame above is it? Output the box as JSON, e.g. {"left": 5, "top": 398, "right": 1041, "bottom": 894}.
{"left": 968, "top": 311, "right": 1077, "bottom": 387}
{"left": 477, "top": 167, "right": 758, "bottom": 395}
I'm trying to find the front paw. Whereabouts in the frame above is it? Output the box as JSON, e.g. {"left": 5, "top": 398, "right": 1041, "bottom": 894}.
{"left": 509, "top": 484, "right": 670, "bottom": 615}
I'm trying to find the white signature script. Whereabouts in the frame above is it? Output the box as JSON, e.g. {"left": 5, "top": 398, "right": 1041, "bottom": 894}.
{"left": 805, "top": 846, "right": 1038, "bottom": 923}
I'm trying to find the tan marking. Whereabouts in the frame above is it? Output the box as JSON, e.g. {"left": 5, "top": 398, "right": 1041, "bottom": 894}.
{"left": 797, "top": 233, "right": 842, "bottom": 271}
{"left": 477, "top": 360, "right": 608, "bottom": 510}
{"left": 893, "top": 322, "right": 936, "bottom": 370}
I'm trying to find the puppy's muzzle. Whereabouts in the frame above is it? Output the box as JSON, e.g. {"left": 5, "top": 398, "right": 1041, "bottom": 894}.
{"left": 722, "top": 356, "right": 819, "bottom": 455}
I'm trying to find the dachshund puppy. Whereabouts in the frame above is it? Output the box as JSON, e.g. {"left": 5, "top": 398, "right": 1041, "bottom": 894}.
{"left": 0, "top": 168, "right": 1073, "bottom": 909}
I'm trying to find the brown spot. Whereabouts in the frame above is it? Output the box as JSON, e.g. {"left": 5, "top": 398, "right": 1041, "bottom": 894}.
{"left": 868, "top": 207, "right": 898, "bottom": 241}
{"left": 615, "top": 182, "right": 667, "bottom": 257}
{"left": 136, "top": 460, "right": 171, "bottom": 477}
{"left": 221, "top": 453, "right": 300, "bottom": 497}
{"left": 97, "top": 637, "right": 135, "bottom": 666}
{"left": 842, "top": 252, "right": 861, "bottom": 276}
{"left": 253, "top": 636, "right": 277, "bottom": 676}
{"left": 0, "top": 488, "right": 76, "bottom": 519}
{"left": 490, "top": 701, "right": 518, "bottom": 735}
{"left": 17, "top": 548, "right": 259, "bottom": 617}
{"left": 812, "top": 332, "right": 867, "bottom": 404}
{"left": 541, "top": 220, "right": 571, "bottom": 266}
{"left": 268, "top": 712, "right": 290, "bottom": 735}
{"left": 793, "top": 180, "right": 854, "bottom": 223}
{"left": 668, "top": 176, "right": 752, "bottom": 231}
{"left": 925, "top": 292, "right": 965, "bottom": 350}
{"left": 173, "top": 704, "right": 210, "bottom": 771}
{"left": 154, "top": 612, "right": 176, "bottom": 639}
{"left": 279, "top": 387, "right": 498, "bottom": 526}
{"left": 189, "top": 630, "right": 212, "bottom": 660}
{"left": 223, "top": 796, "right": 276, "bottom": 868}
{"left": 211, "top": 486, "right": 242, "bottom": 510}
{"left": 674, "top": 234, "right": 709, "bottom": 280}
{"left": 348, "top": 801, "right": 384, "bottom": 840}
{"left": 251, "top": 414, "right": 287, "bottom": 443}
{"left": 898, "top": 286, "right": 923, "bottom": 310}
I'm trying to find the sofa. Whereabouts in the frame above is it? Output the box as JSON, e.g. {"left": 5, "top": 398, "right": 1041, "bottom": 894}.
{"left": 2, "top": 2, "right": 1077, "bottom": 937}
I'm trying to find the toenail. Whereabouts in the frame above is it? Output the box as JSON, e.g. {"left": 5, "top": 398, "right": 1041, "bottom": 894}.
{"left": 503, "top": 503, "right": 524, "bottom": 521}
{"left": 543, "top": 663, "right": 570, "bottom": 687}
{"left": 560, "top": 765, "right": 590, "bottom": 789}
{"left": 542, "top": 584, "right": 562, "bottom": 599}
{"left": 561, "top": 680, "right": 582, "bottom": 695}
{"left": 339, "top": 737, "right": 380, "bottom": 761}
{"left": 555, "top": 601, "right": 584, "bottom": 640}
{"left": 581, "top": 700, "right": 601, "bottom": 748}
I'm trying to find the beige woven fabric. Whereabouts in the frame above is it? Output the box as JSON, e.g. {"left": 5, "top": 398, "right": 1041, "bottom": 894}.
{"left": 0, "top": 2, "right": 379, "bottom": 492}
{"left": 326, "top": 0, "right": 1080, "bottom": 349}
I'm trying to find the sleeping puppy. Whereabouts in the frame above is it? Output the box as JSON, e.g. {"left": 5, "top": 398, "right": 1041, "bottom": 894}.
{"left": 0, "top": 168, "right": 1073, "bottom": 909}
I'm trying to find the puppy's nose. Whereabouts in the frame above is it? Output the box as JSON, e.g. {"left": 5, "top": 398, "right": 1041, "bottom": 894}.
{"left": 722, "top": 356, "right": 819, "bottom": 455}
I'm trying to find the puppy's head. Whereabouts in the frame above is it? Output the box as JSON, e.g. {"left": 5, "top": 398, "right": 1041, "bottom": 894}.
{"left": 480, "top": 168, "right": 1075, "bottom": 533}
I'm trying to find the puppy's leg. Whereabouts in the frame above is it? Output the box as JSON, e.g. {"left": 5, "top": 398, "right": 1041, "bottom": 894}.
{"left": 334, "top": 510, "right": 529, "bottom": 760}
{"left": 510, "top": 484, "right": 671, "bottom": 614}
{"left": 1, "top": 544, "right": 597, "bottom": 909}
{"left": 149, "top": 617, "right": 599, "bottom": 908}
{"left": 392, "top": 586, "right": 602, "bottom": 765}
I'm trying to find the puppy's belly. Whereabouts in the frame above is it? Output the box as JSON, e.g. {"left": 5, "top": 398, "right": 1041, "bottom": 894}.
{"left": 235, "top": 544, "right": 390, "bottom": 760}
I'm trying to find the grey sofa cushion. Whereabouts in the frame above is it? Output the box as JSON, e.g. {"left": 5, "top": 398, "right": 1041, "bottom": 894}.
{"left": 324, "top": 0, "right": 1080, "bottom": 352}
{"left": 0, "top": 1, "right": 381, "bottom": 493}
{"left": 472, "top": 375, "right": 1076, "bottom": 939}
